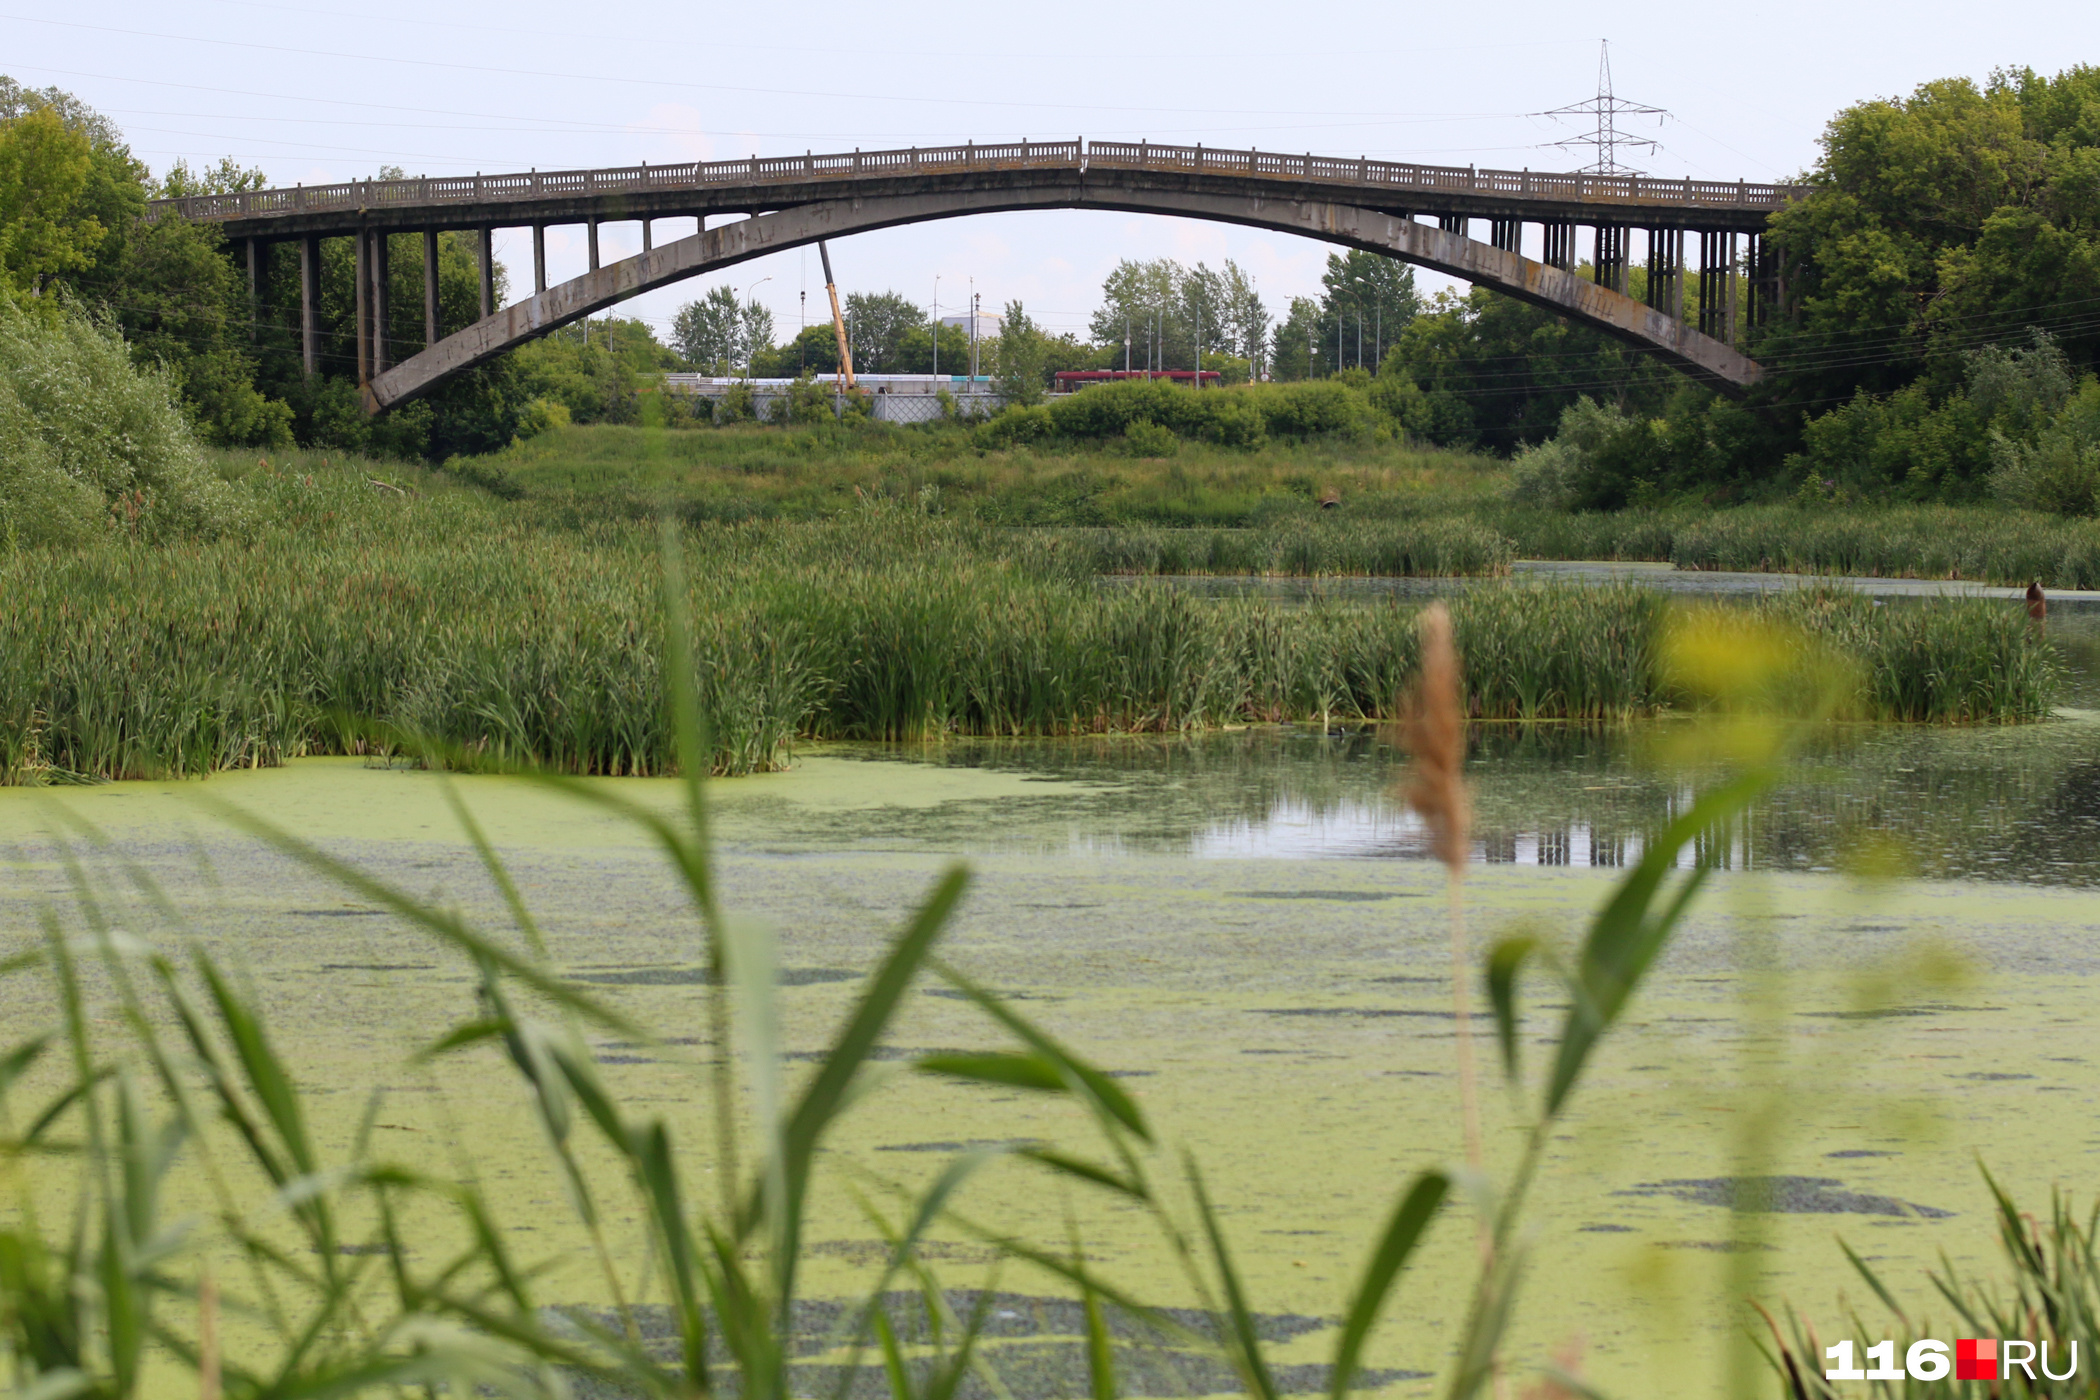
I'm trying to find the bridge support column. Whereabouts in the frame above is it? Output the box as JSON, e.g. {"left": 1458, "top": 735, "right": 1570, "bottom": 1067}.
{"left": 587, "top": 219, "right": 599, "bottom": 271}
{"left": 1698, "top": 230, "right": 1738, "bottom": 343}
{"left": 1595, "top": 225, "right": 1629, "bottom": 294}
{"left": 373, "top": 231, "right": 391, "bottom": 375}
{"left": 1437, "top": 213, "right": 1467, "bottom": 237}
{"left": 246, "top": 238, "right": 264, "bottom": 344}
{"left": 1745, "top": 233, "right": 1778, "bottom": 333}
{"left": 354, "top": 228, "right": 369, "bottom": 386}
{"left": 1646, "top": 228, "right": 1684, "bottom": 320}
{"left": 423, "top": 229, "right": 440, "bottom": 348}
{"left": 299, "top": 235, "right": 319, "bottom": 376}
{"left": 641, "top": 218, "right": 651, "bottom": 252}
{"left": 1541, "top": 221, "right": 1575, "bottom": 271}
{"left": 1489, "top": 219, "right": 1521, "bottom": 254}
{"left": 532, "top": 223, "right": 547, "bottom": 294}
{"left": 477, "top": 228, "right": 494, "bottom": 319}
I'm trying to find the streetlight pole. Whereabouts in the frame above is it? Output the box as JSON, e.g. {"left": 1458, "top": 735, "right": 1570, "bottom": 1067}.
{"left": 931, "top": 276, "right": 939, "bottom": 378}
{"left": 742, "top": 275, "right": 771, "bottom": 380}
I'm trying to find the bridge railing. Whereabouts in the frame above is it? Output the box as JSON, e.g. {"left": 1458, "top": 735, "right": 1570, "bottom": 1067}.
{"left": 1086, "top": 140, "right": 1796, "bottom": 208}
{"left": 146, "top": 138, "right": 1800, "bottom": 224}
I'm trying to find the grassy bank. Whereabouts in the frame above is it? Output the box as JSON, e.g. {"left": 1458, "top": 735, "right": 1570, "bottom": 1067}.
{"left": 453, "top": 421, "right": 1504, "bottom": 526}
{"left": 0, "top": 462, "right": 2062, "bottom": 783}
{"left": 444, "top": 424, "right": 2100, "bottom": 588}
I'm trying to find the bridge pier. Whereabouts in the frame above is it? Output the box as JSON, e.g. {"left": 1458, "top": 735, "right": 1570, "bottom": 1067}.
{"left": 354, "top": 228, "right": 368, "bottom": 386}
{"left": 245, "top": 238, "right": 264, "bottom": 344}
{"left": 423, "top": 229, "right": 440, "bottom": 348}
{"left": 1489, "top": 219, "right": 1521, "bottom": 254}
{"left": 373, "top": 230, "right": 391, "bottom": 374}
{"left": 299, "top": 235, "right": 319, "bottom": 376}
{"left": 1437, "top": 213, "right": 1466, "bottom": 237}
{"left": 1541, "top": 221, "right": 1575, "bottom": 272}
{"left": 588, "top": 218, "right": 600, "bottom": 272}
{"left": 477, "top": 229, "right": 494, "bottom": 319}
{"left": 1595, "top": 225, "right": 1629, "bottom": 295}
{"left": 642, "top": 218, "right": 652, "bottom": 252}
{"left": 1744, "top": 233, "right": 1778, "bottom": 333}
{"left": 532, "top": 224, "right": 547, "bottom": 294}
{"left": 1647, "top": 228, "right": 1684, "bottom": 321}
{"left": 1698, "top": 230, "right": 1738, "bottom": 343}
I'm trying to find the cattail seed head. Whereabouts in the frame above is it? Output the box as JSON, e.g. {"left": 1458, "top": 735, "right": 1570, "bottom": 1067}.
{"left": 1400, "top": 602, "right": 1470, "bottom": 877}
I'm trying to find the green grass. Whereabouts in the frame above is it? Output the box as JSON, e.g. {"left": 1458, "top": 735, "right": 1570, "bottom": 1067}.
{"left": 0, "top": 456, "right": 2062, "bottom": 785}
{"left": 454, "top": 422, "right": 1506, "bottom": 527}
{"left": 439, "top": 424, "right": 2100, "bottom": 589}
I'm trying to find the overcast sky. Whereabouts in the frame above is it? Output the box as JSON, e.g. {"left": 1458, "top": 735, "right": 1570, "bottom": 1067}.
{"left": 9, "top": 0, "right": 2093, "bottom": 346}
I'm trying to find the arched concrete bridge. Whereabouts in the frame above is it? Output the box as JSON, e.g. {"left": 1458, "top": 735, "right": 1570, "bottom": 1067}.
{"left": 149, "top": 140, "right": 1803, "bottom": 413}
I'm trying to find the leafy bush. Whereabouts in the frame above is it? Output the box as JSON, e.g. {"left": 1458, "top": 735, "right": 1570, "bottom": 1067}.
{"left": 1506, "top": 437, "right": 1584, "bottom": 509}
{"left": 1241, "top": 379, "right": 1373, "bottom": 438}
{"left": 514, "top": 394, "right": 571, "bottom": 440}
{"left": 0, "top": 300, "right": 245, "bottom": 544}
{"left": 974, "top": 403, "right": 1054, "bottom": 448}
{"left": 1990, "top": 378, "right": 2100, "bottom": 515}
{"left": 1991, "top": 425, "right": 2100, "bottom": 515}
{"left": 1121, "top": 419, "right": 1178, "bottom": 457}
{"left": 1501, "top": 397, "right": 1638, "bottom": 509}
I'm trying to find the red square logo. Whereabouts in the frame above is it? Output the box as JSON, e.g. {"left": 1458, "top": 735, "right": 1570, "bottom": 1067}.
{"left": 1957, "top": 1339, "right": 1997, "bottom": 1381}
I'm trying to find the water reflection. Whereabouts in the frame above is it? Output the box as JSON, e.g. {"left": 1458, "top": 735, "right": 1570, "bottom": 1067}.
{"left": 825, "top": 715, "right": 2100, "bottom": 887}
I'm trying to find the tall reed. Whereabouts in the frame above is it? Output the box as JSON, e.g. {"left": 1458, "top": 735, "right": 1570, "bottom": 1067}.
{"left": 0, "top": 514, "right": 2060, "bottom": 785}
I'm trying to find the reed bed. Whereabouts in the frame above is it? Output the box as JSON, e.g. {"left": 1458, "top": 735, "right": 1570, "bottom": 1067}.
{"left": 1470, "top": 504, "right": 2100, "bottom": 588}
{"left": 1052, "top": 515, "right": 1514, "bottom": 577}
{"left": 0, "top": 506, "right": 2061, "bottom": 784}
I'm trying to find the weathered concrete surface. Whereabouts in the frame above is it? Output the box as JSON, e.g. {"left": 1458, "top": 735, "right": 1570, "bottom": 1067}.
{"left": 369, "top": 187, "right": 1760, "bottom": 412}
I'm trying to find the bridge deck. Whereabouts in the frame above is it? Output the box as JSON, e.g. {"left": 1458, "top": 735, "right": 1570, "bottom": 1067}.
{"left": 151, "top": 138, "right": 1802, "bottom": 239}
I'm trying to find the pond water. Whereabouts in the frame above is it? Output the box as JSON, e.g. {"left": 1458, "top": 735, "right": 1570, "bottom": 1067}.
{"left": 6, "top": 582, "right": 2100, "bottom": 1396}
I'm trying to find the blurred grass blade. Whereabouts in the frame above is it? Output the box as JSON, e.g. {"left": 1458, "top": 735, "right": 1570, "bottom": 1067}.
{"left": 1328, "top": 1170, "right": 1449, "bottom": 1400}
{"left": 874, "top": 1307, "right": 913, "bottom": 1400}
{"left": 1016, "top": 1147, "right": 1147, "bottom": 1202}
{"left": 916, "top": 1052, "right": 1066, "bottom": 1093}
{"left": 1083, "top": 1277, "right": 1117, "bottom": 1400}
{"left": 931, "top": 961, "right": 1150, "bottom": 1144}
{"left": 1483, "top": 939, "right": 1535, "bottom": 1084}
{"left": 764, "top": 866, "right": 969, "bottom": 1293}
{"left": 632, "top": 1120, "right": 711, "bottom": 1390}
{"left": 1837, "top": 1239, "right": 1906, "bottom": 1324}
{"left": 196, "top": 795, "right": 644, "bottom": 1039}
{"left": 1188, "top": 1157, "right": 1278, "bottom": 1400}
{"left": 1545, "top": 772, "right": 1769, "bottom": 1117}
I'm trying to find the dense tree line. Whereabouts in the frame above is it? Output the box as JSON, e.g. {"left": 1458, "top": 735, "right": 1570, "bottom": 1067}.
{"left": 10, "top": 63, "right": 2097, "bottom": 497}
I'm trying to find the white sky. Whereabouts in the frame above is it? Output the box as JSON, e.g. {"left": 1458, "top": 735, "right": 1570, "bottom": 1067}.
{"left": 9, "top": 0, "right": 2094, "bottom": 345}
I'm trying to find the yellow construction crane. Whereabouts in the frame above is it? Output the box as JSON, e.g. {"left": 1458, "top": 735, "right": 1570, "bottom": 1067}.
{"left": 818, "top": 240, "right": 856, "bottom": 392}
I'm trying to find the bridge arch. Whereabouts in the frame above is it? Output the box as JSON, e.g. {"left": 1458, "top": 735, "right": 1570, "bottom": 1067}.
{"left": 366, "top": 184, "right": 1762, "bottom": 414}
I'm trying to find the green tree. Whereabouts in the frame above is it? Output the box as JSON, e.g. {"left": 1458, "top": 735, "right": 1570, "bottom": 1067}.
{"left": 990, "top": 299, "right": 1048, "bottom": 405}
{"left": 842, "top": 290, "right": 925, "bottom": 372}
{"left": 672, "top": 286, "right": 774, "bottom": 375}
{"left": 1319, "top": 250, "right": 1419, "bottom": 372}
{"left": 1091, "top": 258, "right": 1181, "bottom": 369}
{"left": 753, "top": 323, "right": 844, "bottom": 379}
{"left": 0, "top": 106, "right": 103, "bottom": 298}
{"left": 890, "top": 321, "right": 970, "bottom": 374}
{"left": 1268, "top": 296, "right": 1322, "bottom": 381}
{"left": 1379, "top": 283, "right": 1680, "bottom": 452}
{"left": 1763, "top": 66, "right": 2100, "bottom": 411}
